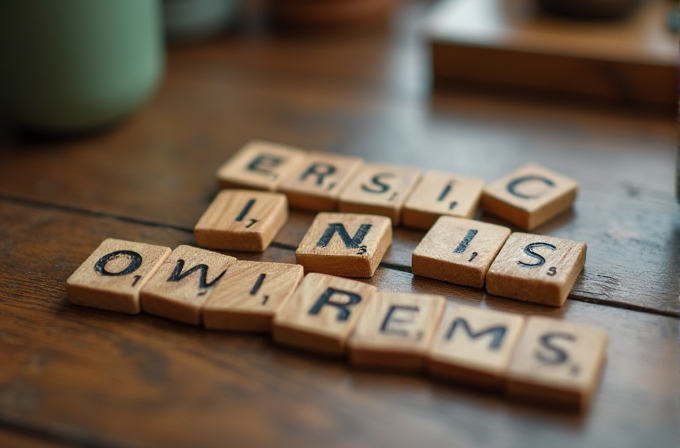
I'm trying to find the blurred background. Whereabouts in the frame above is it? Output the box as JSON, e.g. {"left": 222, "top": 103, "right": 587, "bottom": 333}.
{"left": 0, "top": 0, "right": 676, "bottom": 135}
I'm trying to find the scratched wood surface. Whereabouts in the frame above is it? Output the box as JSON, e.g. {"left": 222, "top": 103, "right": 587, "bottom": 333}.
{"left": 0, "top": 0, "right": 678, "bottom": 447}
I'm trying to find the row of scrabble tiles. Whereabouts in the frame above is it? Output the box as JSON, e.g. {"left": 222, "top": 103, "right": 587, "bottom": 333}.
{"left": 66, "top": 238, "right": 607, "bottom": 412}
{"left": 216, "top": 140, "right": 580, "bottom": 230}
{"left": 193, "top": 191, "right": 586, "bottom": 306}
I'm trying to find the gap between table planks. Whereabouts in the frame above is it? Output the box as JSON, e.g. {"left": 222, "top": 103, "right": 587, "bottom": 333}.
{"left": 0, "top": 200, "right": 677, "bottom": 448}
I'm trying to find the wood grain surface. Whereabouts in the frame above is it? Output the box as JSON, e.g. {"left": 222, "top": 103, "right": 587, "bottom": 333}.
{"left": 0, "top": 1, "right": 677, "bottom": 446}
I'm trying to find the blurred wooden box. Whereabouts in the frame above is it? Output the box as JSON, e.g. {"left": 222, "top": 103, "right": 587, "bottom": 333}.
{"left": 425, "top": 0, "right": 678, "bottom": 109}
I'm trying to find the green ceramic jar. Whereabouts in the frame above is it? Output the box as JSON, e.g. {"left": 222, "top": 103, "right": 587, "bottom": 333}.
{"left": 0, "top": 0, "right": 164, "bottom": 134}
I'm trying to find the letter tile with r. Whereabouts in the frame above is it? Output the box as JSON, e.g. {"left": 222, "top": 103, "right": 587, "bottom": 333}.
{"left": 273, "top": 273, "right": 377, "bottom": 356}
{"left": 295, "top": 212, "right": 392, "bottom": 278}
{"left": 278, "top": 152, "right": 363, "bottom": 211}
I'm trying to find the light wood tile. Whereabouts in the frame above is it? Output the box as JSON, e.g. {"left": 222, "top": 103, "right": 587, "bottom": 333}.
{"left": 278, "top": 152, "right": 363, "bottom": 211}
{"left": 481, "top": 163, "right": 578, "bottom": 230}
{"left": 202, "top": 261, "right": 304, "bottom": 332}
{"left": 66, "top": 238, "right": 171, "bottom": 314}
{"left": 273, "top": 273, "right": 377, "bottom": 356}
{"left": 348, "top": 292, "right": 445, "bottom": 371}
{"left": 194, "top": 189, "right": 288, "bottom": 252}
{"left": 427, "top": 305, "right": 525, "bottom": 389}
{"left": 295, "top": 212, "right": 392, "bottom": 278}
{"left": 216, "top": 140, "right": 307, "bottom": 191}
{"left": 506, "top": 316, "right": 608, "bottom": 411}
{"left": 139, "top": 245, "right": 236, "bottom": 325}
{"left": 412, "top": 217, "right": 511, "bottom": 288}
{"left": 403, "top": 171, "right": 485, "bottom": 230}
{"left": 486, "top": 233, "right": 587, "bottom": 306}
{"left": 337, "top": 163, "right": 422, "bottom": 225}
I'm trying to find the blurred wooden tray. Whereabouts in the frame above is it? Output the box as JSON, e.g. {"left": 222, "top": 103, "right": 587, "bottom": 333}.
{"left": 425, "top": 0, "right": 678, "bottom": 109}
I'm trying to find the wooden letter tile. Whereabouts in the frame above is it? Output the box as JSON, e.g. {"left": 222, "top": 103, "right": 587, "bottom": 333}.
{"left": 202, "top": 261, "right": 304, "bottom": 332}
{"left": 272, "top": 273, "right": 377, "bottom": 356}
{"left": 486, "top": 233, "right": 586, "bottom": 306}
{"left": 481, "top": 163, "right": 578, "bottom": 230}
{"left": 216, "top": 140, "right": 307, "bottom": 191}
{"left": 194, "top": 189, "right": 288, "bottom": 252}
{"left": 295, "top": 212, "right": 392, "bottom": 278}
{"left": 337, "top": 163, "right": 422, "bottom": 225}
{"left": 278, "top": 152, "right": 363, "bottom": 211}
{"left": 506, "top": 316, "right": 607, "bottom": 411}
{"left": 403, "top": 171, "right": 485, "bottom": 230}
{"left": 66, "top": 238, "right": 171, "bottom": 314}
{"left": 348, "top": 292, "right": 445, "bottom": 371}
{"left": 412, "top": 217, "right": 511, "bottom": 288}
{"left": 427, "top": 305, "right": 525, "bottom": 389}
{"left": 139, "top": 245, "right": 236, "bottom": 325}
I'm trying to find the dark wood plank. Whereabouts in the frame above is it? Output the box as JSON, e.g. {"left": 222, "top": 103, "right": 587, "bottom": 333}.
{"left": 0, "top": 429, "right": 69, "bottom": 448}
{"left": 0, "top": 201, "right": 677, "bottom": 448}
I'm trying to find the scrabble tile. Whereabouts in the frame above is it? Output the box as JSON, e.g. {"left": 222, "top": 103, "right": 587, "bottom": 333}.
{"left": 338, "top": 163, "right": 422, "bottom": 225}
{"left": 481, "top": 163, "right": 579, "bottom": 230}
{"left": 216, "top": 140, "right": 307, "bottom": 191}
{"left": 427, "top": 305, "right": 525, "bottom": 389}
{"left": 486, "top": 233, "right": 587, "bottom": 306}
{"left": 348, "top": 292, "right": 446, "bottom": 371}
{"left": 194, "top": 189, "right": 288, "bottom": 252}
{"left": 139, "top": 245, "right": 236, "bottom": 325}
{"left": 66, "top": 238, "right": 171, "bottom": 314}
{"left": 295, "top": 212, "right": 392, "bottom": 278}
{"left": 412, "top": 217, "right": 511, "bottom": 288}
{"left": 506, "top": 317, "right": 607, "bottom": 411}
{"left": 202, "top": 261, "right": 304, "bottom": 332}
{"left": 272, "top": 273, "right": 377, "bottom": 356}
{"left": 402, "top": 171, "right": 485, "bottom": 230}
{"left": 278, "top": 152, "right": 363, "bottom": 211}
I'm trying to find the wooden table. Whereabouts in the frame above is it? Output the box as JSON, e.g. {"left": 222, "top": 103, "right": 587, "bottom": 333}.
{"left": 1, "top": 1, "right": 678, "bottom": 447}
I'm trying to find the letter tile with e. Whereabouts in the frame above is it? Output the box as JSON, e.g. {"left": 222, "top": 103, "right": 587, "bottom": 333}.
{"left": 486, "top": 233, "right": 586, "bottom": 307}
{"left": 348, "top": 292, "right": 446, "bottom": 372}
{"left": 66, "top": 238, "right": 171, "bottom": 314}
{"left": 481, "top": 163, "right": 578, "bottom": 230}
{"left": 427, "top": 305, "right": 525, "bottom": 389}
{"left": 295, "top": 212, "right": 392, "bottom": 278}
{"left": 216, "top": 140, "right": 307, "bottom": 191}
{"left": 272, "top": 273, "right": 377, "bottom": 356}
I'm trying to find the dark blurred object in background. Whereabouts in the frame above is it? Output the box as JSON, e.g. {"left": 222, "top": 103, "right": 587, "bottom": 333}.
{"left": 270, "top": 0, "right": 397, "bottom": 29}
{"left": 164, "top": 0, "right": 243, "bottom": 42}
{"left": 0, "top": 0, "right": 163, "bottom": 135}
{"left": 537, "top": 0, "right": 647, "bottom": 20}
